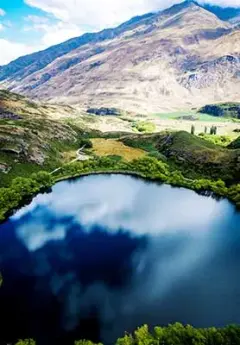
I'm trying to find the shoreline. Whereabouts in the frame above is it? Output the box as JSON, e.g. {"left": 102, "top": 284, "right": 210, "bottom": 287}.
{"left": 0, "top": 155, "right": 239, "bottom": 224}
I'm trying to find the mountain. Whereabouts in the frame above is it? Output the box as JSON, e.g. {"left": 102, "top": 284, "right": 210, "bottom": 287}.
{"left": 0, "top": 0, "right": 240, "bottom": 113}
{"left": 202, "top": 4, "right": 240, "bottom": 21}
{"left": 230, "top": 15, "right": 240, "bottom": 25}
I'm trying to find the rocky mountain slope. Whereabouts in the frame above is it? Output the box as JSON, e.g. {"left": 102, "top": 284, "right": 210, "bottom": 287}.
{"left": 0, "top": 1, "right": 240, "bottom": 113}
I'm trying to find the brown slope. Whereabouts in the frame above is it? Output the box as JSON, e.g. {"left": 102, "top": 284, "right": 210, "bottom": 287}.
{"left": 2, "top": 1, "right": 240, "bottom": 113}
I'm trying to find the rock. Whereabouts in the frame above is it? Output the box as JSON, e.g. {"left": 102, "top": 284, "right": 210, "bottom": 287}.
{"left": 0, "top": 163, "right": 11, "bottom": 173}
{"left": 0, "top": 109, "right": 22, "bottom": 120}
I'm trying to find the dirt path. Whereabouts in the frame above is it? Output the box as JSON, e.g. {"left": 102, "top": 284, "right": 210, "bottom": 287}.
{"left": 51, "top": 145, "right": 90, "bottom": 175}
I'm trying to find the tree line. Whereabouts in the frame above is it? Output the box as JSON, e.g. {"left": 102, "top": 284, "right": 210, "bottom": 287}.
{"left": 0, "top": 155, "right": 239, "bottom": 223}
{"left": 14, "top": 323, "right": 240, "bottom": 345}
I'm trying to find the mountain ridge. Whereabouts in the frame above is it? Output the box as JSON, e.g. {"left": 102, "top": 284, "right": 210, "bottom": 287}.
{"left": 0, "top": 0, "right": 240, "bottom": 113}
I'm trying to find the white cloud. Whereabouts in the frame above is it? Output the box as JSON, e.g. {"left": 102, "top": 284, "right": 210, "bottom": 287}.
{"left": 41, "top": 22, "right": 82, "bottom": 46}
{"left": 24, "top": 0, "right": 183, "bottom": 30}
{"left": 25, "top": 14, "right": 50, "bottom": 24}
{"left": 24, "top": 0, "right": 240, "bottom": 32}
{"left": 0, "top": 8, "right": 6, "bottom": 16}
{"left": 25, "top": 15, "right": 82, "bottom": 47}
{"left": 0, "top": 23, "right": 4, "bottom": 31}
{"left": 0, "top": 39, "right": 38, "bottom": 65}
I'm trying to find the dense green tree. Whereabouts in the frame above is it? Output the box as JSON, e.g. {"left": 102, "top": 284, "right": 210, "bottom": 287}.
{"left": 31, "top": 171, "right": 53, "bottom": 188}
{"left": 7, "top": 323, "right": 240, "bottom": 345}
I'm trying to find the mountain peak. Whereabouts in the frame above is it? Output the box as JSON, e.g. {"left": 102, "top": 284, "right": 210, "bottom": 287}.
{"left": 160, "top": 0, "right": 200, "bottom": 17}
{"left": 182, "top": 0, "right": 199, "bottom": 6}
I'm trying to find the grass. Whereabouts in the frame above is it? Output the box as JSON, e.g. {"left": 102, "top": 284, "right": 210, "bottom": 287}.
{"left": 91, "top": 138, "right": 146, "bottom": 161}
{"left": 120, "top": 131, "right": 240, "bottom": 183}
{"left": 153, "top": 110, "right": 233, "bottom": 122}
{"left": 132, "top": 121, "right": 156, "bottom": 133}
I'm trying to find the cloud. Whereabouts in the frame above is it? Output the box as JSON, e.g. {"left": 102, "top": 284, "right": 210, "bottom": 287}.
{"left": 24, "top": 0, "right": 183, "bottom": 30}
{"left": 24, "top": 0, "right": 240, "bottom": 32}
{"left": 0, "top": 39, "right": 38, "bottom": 65}
{"left": 25, "top": 15, "right": 83, "bottom": 46}
{"left": 0, "top": 15, "right": 81, "bottom": 65}
{"left": 14, "top": 175, "right": 224, "bottom": 251}
{"left": 0, "top": 8, "right": 6, "bottom": 16}
{"left": 25, "top": 14, "right": 50, "bottom": 24}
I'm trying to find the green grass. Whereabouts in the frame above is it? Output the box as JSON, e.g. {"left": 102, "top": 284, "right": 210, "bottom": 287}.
{"left": 153, "top": 110, "right": 232, "bottom": 122}
{"left": 132, "top": 121, "right": 156, "bottom": 133}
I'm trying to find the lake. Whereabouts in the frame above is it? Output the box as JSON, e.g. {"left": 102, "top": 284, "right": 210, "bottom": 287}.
{"left": 0, "top": 174, "right": 240, "bottom": 345}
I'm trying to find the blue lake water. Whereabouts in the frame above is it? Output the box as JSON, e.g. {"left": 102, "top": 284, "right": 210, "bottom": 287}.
{"left": 0, "top": 174, "right": 240, "bottom": 345}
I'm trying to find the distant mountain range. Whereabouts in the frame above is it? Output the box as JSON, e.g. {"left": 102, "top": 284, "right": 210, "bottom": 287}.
{"left": 202, "top": 3, "right": 240, "bottom": 21}
{"left": 0, "top": 0, "right": 240, "bottom": 113}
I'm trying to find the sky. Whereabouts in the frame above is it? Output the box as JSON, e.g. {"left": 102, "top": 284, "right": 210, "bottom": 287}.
{"left": 0, "top": 0, "right": 240, "bottom": 65}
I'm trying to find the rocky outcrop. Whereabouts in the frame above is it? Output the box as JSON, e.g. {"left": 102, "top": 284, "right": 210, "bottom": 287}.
{"left": 0, "top": 109, "right": 22, "bottom": 120}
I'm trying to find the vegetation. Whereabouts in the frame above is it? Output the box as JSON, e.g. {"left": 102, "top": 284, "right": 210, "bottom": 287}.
{"left": 132, "top": 121, "right": 156, "bottom": 133}
{"left": 199, "top": 103, "right": 240, "bottom": 119}
{"left": 13, "top": 323, "right": 240, "bottom": 345}
{"left": 154, "top": 110, "right": 232, "bottom": 122}
{"left": 87, "top": 107, "right": 123, "bottom": 116}
{"left": 210, "top": 125, "right": 217, "bottom": 135}
{"left": 198, "top": 133, "right": 233, "bottom": 147}
{"left": 122, "top": 131, "right": 240, "bottom": 183}
{"left": 229, "top": 136, "right": 240, "bottom": 149}
{"left": 0, "top": 171, "right": 53, "bottom": 222}
{"left": 1, "top": 153, "right": 239, "bottom": 223}
{"left": 191, "top": 125, "right": 195, "bottom": 135}
{"left": 91, "top": 138, "right": 146, "bottom": 161}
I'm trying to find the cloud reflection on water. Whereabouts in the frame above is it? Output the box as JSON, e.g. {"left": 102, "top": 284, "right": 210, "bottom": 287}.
{"left": 14, "top": 175, "right": 226, "bottom": 251}
{"left": 7, "top": 174, "right": 240, "bottom": 343}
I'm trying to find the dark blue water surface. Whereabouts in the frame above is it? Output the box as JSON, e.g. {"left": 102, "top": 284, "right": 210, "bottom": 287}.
{"left": 0, "top": 175, "right": 240, "bottom": 345}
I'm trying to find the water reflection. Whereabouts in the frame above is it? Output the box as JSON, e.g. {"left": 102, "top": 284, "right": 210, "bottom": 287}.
{"left": 0, "top": 175, "right": 239, "bottom": 345}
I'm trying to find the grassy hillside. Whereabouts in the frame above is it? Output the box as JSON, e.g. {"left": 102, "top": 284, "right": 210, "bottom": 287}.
{"left": 121, "top": 131, "right": 240, "bottom": 183}
{"left": 0, "top": 90, "right": 239, "bottom": 193}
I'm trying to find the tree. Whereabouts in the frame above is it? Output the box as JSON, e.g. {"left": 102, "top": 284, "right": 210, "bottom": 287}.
{"left": 210, "top": 126, "right": 217, "bottom": 135}
{"left": 31, "top": 171, "right": 53, "bottom": 188}
{"left": 15, "top": 340, "right": 36, "bottom": 345}
{"left": 191, "top": 125, "right": 195, "bottom": 135}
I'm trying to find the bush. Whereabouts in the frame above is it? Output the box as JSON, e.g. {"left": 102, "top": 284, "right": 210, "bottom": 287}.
{"left": 132, "top": 121, "right": 156, "bottom": 133}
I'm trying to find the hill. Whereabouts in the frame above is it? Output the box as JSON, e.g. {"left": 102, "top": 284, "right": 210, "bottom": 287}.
{"left": 121, "top": 131, "right": 240, "bottom": 182}
{"left": 0, "top": 90, "right": 84, "bottom": 186}
{"left": 0, "top": 1, "right": 240, "bottom": 113}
